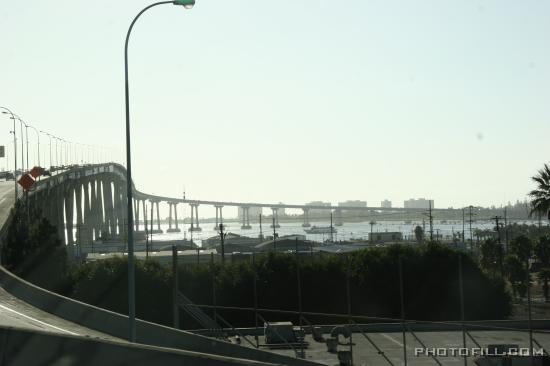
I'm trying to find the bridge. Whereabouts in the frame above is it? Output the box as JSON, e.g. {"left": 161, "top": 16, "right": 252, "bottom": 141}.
{"left": 25, "top": 162, "right": 450, "bottom": 251}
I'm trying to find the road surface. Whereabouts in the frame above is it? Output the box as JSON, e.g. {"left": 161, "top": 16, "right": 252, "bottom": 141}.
{"left": 0, "top": 180, "right": 120, "bottom": 340}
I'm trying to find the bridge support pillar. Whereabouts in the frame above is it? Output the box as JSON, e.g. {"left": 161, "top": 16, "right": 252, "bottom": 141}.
{"left": 302, "top": 208, "right": 311, "bottom": 227}
{"left": 168, "top": 203, "right": 172, "bottom": 230}
{"left": 334, "top": 209, "right": 343, "bottom": 226}
{"left": 188, "top": 204, "right": 201, "bottom": 232}
{"left": 134, "top": 198, "right": 140, "bottom": 232}
{"left": 167, "top": 202, "right": 180, "bottom": 233}
{"left": 113, "top": 180, "right": 125, "bottom": 238}
{"left": 213, "top": 205, "right": 223, "bottom": 230}
{"left": 56, "top": 185, "right": 65, "bottom": 245}
{"left": 241, "top": 206, "right": 251, "bottom": 230}
{"left": 90, "top": 180, "right": 99, "bottom": 241}
{"left": 62, "top": 184, "right": 74, "bottom": 261}
{"left": 64, "top": 184, "right": 75, "bottom": 259}
{"left": 174, "top": 203, "right": 179, "bottom": 231}
{"left": 156, "top": 201, "right": 162, "bottom": 233}
{"left": 96, "top": 180, "right": 105, "bottom": 239}
{"left": 270, "top": 208, "right": 280, "bottom": 228}
{"left": 103, "top": 179, "right": 116, "bottom": 238}
{"left": 75, "top": 183, "right": 83, "bottom": 256}
{"left": 83, "top": 181, "right": 93, "bottom": 244}
{"left": 142, "top": 199, "right": 148, "bottom": 234}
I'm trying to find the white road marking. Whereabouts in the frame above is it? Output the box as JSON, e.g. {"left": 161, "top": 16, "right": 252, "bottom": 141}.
{"left": 381, "top": 333, "right": 404, "bottom": 347}
{"left": 0, "top": 303, "right": 78, "bottom": 335}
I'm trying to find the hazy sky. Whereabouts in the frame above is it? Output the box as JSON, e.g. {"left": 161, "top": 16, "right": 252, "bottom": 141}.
{"left": 1, "top": 0, "right": 549, "bottom": 215}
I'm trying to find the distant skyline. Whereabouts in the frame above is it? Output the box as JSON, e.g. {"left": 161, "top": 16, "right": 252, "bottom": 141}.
{"left": 1, "top": 0, "right": 549, "bottom": 217}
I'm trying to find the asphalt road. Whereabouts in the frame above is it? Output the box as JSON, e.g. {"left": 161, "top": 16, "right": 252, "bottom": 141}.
{"left": 0, "top": 181, "right": 120, "bottom": 341}
{"left": 0, "top": 181, "right": 16, "bottom": 228}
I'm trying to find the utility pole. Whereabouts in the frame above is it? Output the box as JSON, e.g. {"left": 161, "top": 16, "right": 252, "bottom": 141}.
{"left": 462, "top": 208, "right": 465, "bottom": 248}
{"left": 492, "top": 216, "right": 504, "bottom": 277}
{"left": 504, "top": 207, "right": 508, "bottom": 253}
{"left": 259, "top": 214, "right": 263, "bottom": 240}
{"left": 150, "top": 202, "right": 154, "bottom": 252}
{"left": 272, "top": 215, "right": 277, "bottom": 252}
{"left": 330, "top": 212, "right": 334, "bottom": 243}
{"left": 218, "top": 223, "right": 226, "bottom": 264}
{"left": 172, "top": 245, "right": 179, "bottom": 329}
{"left": 369, "top": 220, "right": 375, "bottom": 243}
{"left": 428, "top": 201, "right": 433, "bottom": 241}
{"left": 145, "top": 202, "right": 149, "bottom": 259}
{"left": 468, "top": 206, "right": 474, "bottom": 250}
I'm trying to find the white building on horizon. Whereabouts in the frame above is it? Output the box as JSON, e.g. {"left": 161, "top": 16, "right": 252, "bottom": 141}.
{"left": 404, "top": 198, "right": 434, "bottom": 209}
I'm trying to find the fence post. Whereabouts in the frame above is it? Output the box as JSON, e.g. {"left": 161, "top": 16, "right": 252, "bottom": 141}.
{"left": 212, "top": 261, "right": 217, "bottom": 326}
{"left": 458, "top": 254, "right": 467, "bottom": 366}
{"left": 296, "top": 247, "right": 304, "bottom": 358}
{"left": 346, "top": 256, "right": 353, "bottom": 365}
{"left": 526, "top": 257, "right": 534, "bottom": 365}
{"left": 398, "top": 256, "right": 408, "bottom": 366}
{"left": 172, "top": 245, "right": 179, "bottom": 329}
{"left": 253, "top": 251, "right": 259, "bottom": 348}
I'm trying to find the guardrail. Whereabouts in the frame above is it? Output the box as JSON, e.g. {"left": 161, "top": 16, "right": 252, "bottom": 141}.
{"left": 0, "top": 265, "right": 320, "bottom": 366}
{"left": 0, "top": 324, "right": 280, "bottom": 366}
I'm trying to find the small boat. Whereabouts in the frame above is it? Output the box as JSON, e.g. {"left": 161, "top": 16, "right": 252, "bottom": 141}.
{"left": 304, "top": 226, "right": 337, "bottom": 234}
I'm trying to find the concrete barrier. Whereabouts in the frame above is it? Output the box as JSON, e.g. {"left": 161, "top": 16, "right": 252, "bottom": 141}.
{"left": 0, "top": 266, "right": 319, "bottom": 366}
{"left": 193, "top": 320, "right": 550, "bottom": 336}
{"left": 0, "top": 325, "right": 280, "bottom": 366}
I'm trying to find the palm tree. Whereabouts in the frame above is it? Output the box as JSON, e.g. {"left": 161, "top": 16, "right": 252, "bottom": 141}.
{"left": 529, "top": 163, "right": 550, "bottom": 221}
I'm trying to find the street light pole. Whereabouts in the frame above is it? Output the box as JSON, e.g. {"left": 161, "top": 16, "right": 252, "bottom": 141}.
{"left": 28, "top": 125, "right": 40, "bottom": 167}
{"left": 1, "top": 107, "right": 18, "bottom": 201}
{"left": 123, "top": 0, "right": 195, "bottom": 343}
{"left": 14, "top": 116, "right": 25, "bottom": 173}
{"left": 24, "top": 124, "right": 29, "bottom": 170}
{"left": 62, "top": 139, "right": 68, "bottom": 166}
{"left": 54, "top": 137, "right": 60, "bottom": 168}
{"left": 40, "top": 131, "right": 53, "bottom": 170}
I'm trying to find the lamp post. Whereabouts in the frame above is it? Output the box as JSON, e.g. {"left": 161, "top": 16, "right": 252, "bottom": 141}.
{"left": 124, "top": 0, "right": 195, "bottom": 342}
{"left": 61, "top": 139, "right": 68, "bottom": 166}
{"left": 77, "top": 143, "right": 84, "bottom": 164}
{"left": 17, "top": 117, "right": 25, "bottom": 173}
{"left": 13, "top": 115, "right": 26, "bottom": 173}
{"left": 23, "top": 123, "right": 30, "bottom": 170}
{"left": 54, "top": 136, "right": 60, "bottom": 168}
{"left": 1, "top": 107, "right": 18, "bottom": 201}
{"left": 40, "top": 131, "right": 53, "bottom": 170}
{"left": 27, "top": 125, "right": 40, "bottom": 167}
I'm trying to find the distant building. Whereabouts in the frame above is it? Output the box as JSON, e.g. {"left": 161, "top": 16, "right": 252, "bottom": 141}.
{"left": 381, "top": 199, "right": 392, "bottom": 208}
{"left": 338, "top": 200, "right": 367, "bottom": 208}
{"left": 305, "top": 201, "right": 332, "bottom": 217}
{"left": 404, "top": 198, "right": 434, "bottom": 209}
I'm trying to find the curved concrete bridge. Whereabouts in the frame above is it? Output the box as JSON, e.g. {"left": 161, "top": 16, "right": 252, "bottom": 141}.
{"left": 27, "top": 163, "right": 446, "bottom": 254}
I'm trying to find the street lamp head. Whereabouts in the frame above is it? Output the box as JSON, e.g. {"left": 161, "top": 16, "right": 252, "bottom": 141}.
{"left": 173, "top": 0, "right": 195, "bottom": 9}
{"left": 1, "top": 111, "right": 8, "bottom": 114}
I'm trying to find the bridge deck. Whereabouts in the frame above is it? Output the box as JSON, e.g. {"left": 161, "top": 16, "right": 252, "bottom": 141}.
{"left": 0, "top": 286, "right": 121, "bottom": 341}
